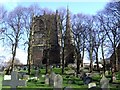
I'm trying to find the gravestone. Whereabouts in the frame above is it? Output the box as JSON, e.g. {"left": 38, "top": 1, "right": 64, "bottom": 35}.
{"left": 112, "top": 73, "right": 116, "bottom": 82}
{"left": 42, "top": 75, "right": 45, "bottom": 78}
{"left": 45, "top": 74, "right": 49, "bottom": 85}
{"left": 83, "top": 75, "right": 92, "bottom": 85}
{"left": 100, "top": 74, "right": 109, "bottom": 90}
{"left": 2, "top": 71, "right": 26, "bottom": 88}
{"left": 88, "top": 82, "right": 96, "bottom": 88}
{"left": 88, "top": 87, "right": 102, "bottom": 90}
{"left": 49, "top": 72, "right": 56, "bottom": 86}
{"left": 64, "top": 86, "right": 73, "bottom": 90}
{"left": 23, "top": 75, "right": 29, "bottom": 80}
{"left": 35, "top": 69, "right": 39, "bottom": 78}
{"left": 105, "top": 71, "right": 109, "bottom": 76}
{"left": 28, "top": 77, "right": 38, "bottom": 81}
{"left": 18, "top": 72, "right": 27, "bottom": 79}
{"left": 4, "top": 75, "right": 11, "bottom": 80}
{"left": 54, "top": 74, "right": 63, "bottom": 88}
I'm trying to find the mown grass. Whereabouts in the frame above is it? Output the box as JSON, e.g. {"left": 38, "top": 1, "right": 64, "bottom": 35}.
{"left": 1, "top": 68, "right": 120, "bottom": 89}
{"left": 0, "top": 75, "right": 3, "bottom": 89}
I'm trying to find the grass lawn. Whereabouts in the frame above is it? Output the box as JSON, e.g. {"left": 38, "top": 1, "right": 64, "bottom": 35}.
{"left": 1, "top": 68, "right": 120, "bottom": 89}
{"left": 0, "top": 74, "right": 3, "bottom": 89}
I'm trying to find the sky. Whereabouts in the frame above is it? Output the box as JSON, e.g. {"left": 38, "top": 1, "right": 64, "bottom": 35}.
{"left": 0, "top": 0, "right": 111, "bottom": 64}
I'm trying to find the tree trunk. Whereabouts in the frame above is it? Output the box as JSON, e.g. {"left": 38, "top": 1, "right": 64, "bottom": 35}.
{"left": 11, "top": 39, "right": 18, "bottom": 72}
{"left": 46, "top": 50, "right": 49, "bottom": 74}
{"left": 115, "top": 47, "right": 118, "bottom": 71}
{"left": 96, "top": 49, "right": 99, "bottom": 71}
{"left": 76, "top": 51, "right": 80, "bottom": 77}
{"left": 101, "top": 42, "right": 105, "bottom": 74}
{"left": 27, "top": 44, "right": 31, "bottom": 75}
{"left": 62, "top": 46, "right": 64, "bottom": 74}
{"left": 89, "top": 51, "right": 93, "bottom": 73}
{"left": 81, "top": 47, "right": 85, "bottom": 67}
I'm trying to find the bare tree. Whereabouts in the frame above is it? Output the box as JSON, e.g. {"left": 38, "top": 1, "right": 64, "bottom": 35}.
{"left": 96, "top": 12, "right": 109, "bottom": 73}
{"left": 84, "top": 16, "right": 95, "bottom": 72}
{"left": 104, "top": 2, "right": 120, "bottom": 71}
{"left": 3, "top": 6, "right": 27, "bottom": 72}
{"left": 58, "top": 8, "right": 67, "bottom": 74}
{"left": 72, "top": 13, "right": 86, "bottom": 76}
{"left": 22, "top": 5, "right": 44, "bottom": 74}
{"left": 99, "top": 3, "right": 120, "bottom": 71}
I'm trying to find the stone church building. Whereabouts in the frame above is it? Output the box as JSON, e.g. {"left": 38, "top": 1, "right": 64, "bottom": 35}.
{"left": 28, "top": 9, "right": 75, "bottom": 67}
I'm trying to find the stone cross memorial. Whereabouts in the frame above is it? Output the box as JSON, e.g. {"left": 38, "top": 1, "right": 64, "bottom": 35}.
{"left": 2, "top": 71, "right": 26, "bottom": 88}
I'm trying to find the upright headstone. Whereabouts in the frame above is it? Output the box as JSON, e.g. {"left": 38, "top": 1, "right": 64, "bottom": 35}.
{"left": 18, "top": 72, "right": 27, "bottom": 79}
{"left": 2, "top": 71, "right": 26, "bottom": 88}
{"left": 112, "top": 73, "right": 116, "bottom": 82}
{"left": 100, "top": 74, "right": 109, "bottom": 90}
{"left": 54, "top": 74, "right": 63, "bottom": 89}
{"left": 83, "top": 76, "right": 92, "bottom": 85}
{"left": 35, "top": 69, "right": 39, "bottom": 78}
{"left": 105, "top": 71, "right": 109, "bottom": 76}
{"left": 45, "top": 74, "right": 49, "bottom": 85}
{"left": 49, "top": 72, "right": 56, "bottom": 86}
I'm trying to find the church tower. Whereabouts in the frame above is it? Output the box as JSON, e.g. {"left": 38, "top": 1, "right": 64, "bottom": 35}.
{"left": 28, "top": 12, "right": 61, "bottom": 67}
{"left": 64, "top": 7, "right": 75, "bottom": 66}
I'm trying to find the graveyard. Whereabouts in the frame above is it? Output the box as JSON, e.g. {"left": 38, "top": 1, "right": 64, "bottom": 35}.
{"left": 0, "top": 65, "right": 120, "bottom": 90}
{"left": 1, "top": 1, "right": 120, "bottom": 90}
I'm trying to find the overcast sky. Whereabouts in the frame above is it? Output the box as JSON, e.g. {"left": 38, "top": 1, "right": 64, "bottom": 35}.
{"left": 0, "top": 0, "right": 110, "bottom": 64}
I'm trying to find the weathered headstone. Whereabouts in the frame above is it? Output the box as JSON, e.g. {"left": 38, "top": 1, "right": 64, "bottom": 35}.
{"left": 4, "top": 75, "right": 11, "bottom": 80}
{"left": 112, "top": 73, "right": 116, "bottom": 82}
{"left": 2, "top": 71, "right": 26, "bottom": 88}
{"left": 88, "top": 87, "right": 102, "bottom": 90}
{"left": 64, "top": 86, "right": 73, "bottom": 90}
{"left": 18, "top": 72, "right": 27, "bottom": 79}
{"left": 42, "top": 75, "right": 45, "bottom": 78}
{"left": 54, "top": 74, "right": 63, "bottom": 88}
{"left": 49, "top": 72, "right": 56, "bottom": 86}
{"left": 100, "top": 74, "right": 109, "bottom": 90}
{"left": 83, "top": 76, "right": 92, "bottom": 85}
{"left": 28, "top": 77, "right": 38, "bottom": 81}
{"left": 23, "top": 75, "right": 29, "bottom": 80}
{"left": 105, "top": 71, "right": 109, "bottom": 76}
{"left": 88, "top": 82, "right": 96, "bottom": 88}
{"left": 45, "top": 74, "right": 49, "bottom": 85}
{"left": 35, "top": 69, "right": 39, "bottom": 78}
